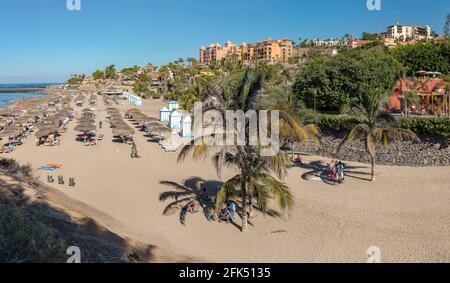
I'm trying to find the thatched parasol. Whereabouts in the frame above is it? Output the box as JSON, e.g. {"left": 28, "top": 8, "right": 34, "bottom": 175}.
{"left": 145, "top": 121, "right": 163, "bottom": 128}
{"left": 152, "top": 125, "right": 171, "bottom": 133}
{"left": 35, "top": 128, "right": 56, "bottom": 138}
{"left": 0, "top": 126, "right": 22, "bottom": 138}
{"left": 126, "top": 108, "right": 141, "bottom": 115}
{"left": 74, "top": 124, "right": 96, "bottom": 132}
{"left": 112, "top": 126, "right": 135, "bottom": 137}
{"left": 77, "top": 118, "right": 96, "bottom": 123}
{"left": 15, "top": 116, "right": 34, "bottom": 124}
{"left": 81, "top": 112, "right": 96, "bottom": 118}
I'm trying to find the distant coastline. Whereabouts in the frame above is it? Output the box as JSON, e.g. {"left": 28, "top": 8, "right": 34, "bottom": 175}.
{"left": 0, "top": 83, "right": 57, "bottom": 108}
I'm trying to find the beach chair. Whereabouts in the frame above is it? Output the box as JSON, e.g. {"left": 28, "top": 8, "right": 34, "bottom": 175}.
{"left": 58, "top": 176, "right": 64, "bottom": 185}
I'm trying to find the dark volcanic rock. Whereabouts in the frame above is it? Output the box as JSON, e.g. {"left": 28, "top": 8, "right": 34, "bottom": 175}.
{"left": 293, "top": 128, "right": 450, "bottom": 167}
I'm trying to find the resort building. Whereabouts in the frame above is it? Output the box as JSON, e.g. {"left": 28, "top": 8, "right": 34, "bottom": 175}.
{"left": 348, "top": 36, "right": 373, "bottom": 49}
{"left": 199, "top": 38, "right": 293, "bottom": 64}
{"left": 386, "top": 23, "right": 432, "bottom": 42}
{"left": 310, "top": 38, "right": 347, "bottom": 48}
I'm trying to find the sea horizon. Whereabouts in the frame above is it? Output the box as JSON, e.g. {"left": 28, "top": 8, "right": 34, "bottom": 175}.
{"left": 0, "top": 82, "right": 54, "bottom": 108}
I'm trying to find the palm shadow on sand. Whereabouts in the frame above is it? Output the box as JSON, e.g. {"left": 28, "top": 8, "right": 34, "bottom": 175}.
{"left": 299, "top": 160, "right": 372, "bottom": 184}
{"left": 159, "top": 177, "right": 282, "bottom": 231}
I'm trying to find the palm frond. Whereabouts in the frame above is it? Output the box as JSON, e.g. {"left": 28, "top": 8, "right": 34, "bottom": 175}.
{"left": 337, "top": 124, "right": 370, "bottom": 153}
{"left": 159, "top": 191, "right": 193, "bottom": 202}
{"left": 258, "top": 174, "right": 294, "bottom": 212}
{"left": 261, "top": 152, "right": 290, "bottom": 179}
{"left": 215, "top": 175, "right": 241, "bottom": 211}
{"left": 252, "top": 182, "right": 270, "bottom": 213}
{"left": 162, "top": 197, "right": 195, "bottom": 216}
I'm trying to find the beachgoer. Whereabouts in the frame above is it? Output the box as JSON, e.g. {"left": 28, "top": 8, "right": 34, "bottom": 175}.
{"left": 99, "top": 120, "right": 103, "bottom": 129}
{"left": 331, "top": 161, "right": 338, "bottom": 181}
{"left": 336, "top": 161, "right": 345, "bottom": 183}
{"left": 131, "top": 142, "right": 139, "bottom": 158}
{"left": 200, "top": 188, "right": 210, "bottom": 202}
{"left": 227, "top": 201, "right": 236, "bottom": 220}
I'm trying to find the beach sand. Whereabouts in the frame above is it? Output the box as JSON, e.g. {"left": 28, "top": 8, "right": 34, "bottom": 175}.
{"left": 7, "top": 97, "right": 450, "bottom": 263}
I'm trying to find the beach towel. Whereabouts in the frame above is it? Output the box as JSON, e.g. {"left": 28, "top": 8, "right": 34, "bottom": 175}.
{"left": 46, "top": 164, "right": 63, "bottom": 168}
{"left": 38, "top": 166, "right": 58, "bottom": 171}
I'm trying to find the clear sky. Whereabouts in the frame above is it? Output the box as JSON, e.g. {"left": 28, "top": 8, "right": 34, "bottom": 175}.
{"left": 0, "top": 0, "right": 448, "bottom": 83}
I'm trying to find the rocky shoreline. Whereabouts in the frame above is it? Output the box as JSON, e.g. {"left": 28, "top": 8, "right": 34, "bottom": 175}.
{"left": 295, "top": 128, "right": 450, "bottom": 167}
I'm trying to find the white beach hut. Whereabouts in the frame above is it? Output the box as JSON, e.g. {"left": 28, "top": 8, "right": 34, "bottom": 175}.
{"left": 181, "top": 115, "right": 193, "bottom": 138}
{"left": 169, "top": 110, "right": 182, "bottom": 130}
{"left": 168, "top": 101, "right": 180, "bottom": 111}
{"left": 160, "top": 107, "right": 171, "bottom": 124}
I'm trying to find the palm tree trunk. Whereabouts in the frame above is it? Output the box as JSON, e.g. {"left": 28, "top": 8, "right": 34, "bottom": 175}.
{"left": 241, "top": 177, "right": 249, "bottom": 233}
{"left": 405, "top": 97, "right": 409, "bottom": 117}
{"left": 370, "top": 155, "right": 375, "bottom": 182}
{"left": 248, "top": 195, "right": 253, "bottom": 219}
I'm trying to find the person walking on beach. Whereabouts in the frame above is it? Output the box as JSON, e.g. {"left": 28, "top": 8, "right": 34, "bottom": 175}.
{"left": 336, "top": 161, "right": 345, "bottom": 184}
{"left": 99, "top": 120, "right": 103, "bottom": 129}
{"left": 131, "top": 142, "right": 139, "bottom": 159}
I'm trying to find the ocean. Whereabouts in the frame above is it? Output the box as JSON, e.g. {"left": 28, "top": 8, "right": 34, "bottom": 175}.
{"left": 0, "top": 83, "right": 55, "bottom": 108}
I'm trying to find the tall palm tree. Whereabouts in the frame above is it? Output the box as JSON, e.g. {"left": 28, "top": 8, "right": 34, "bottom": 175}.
{"left": 338, "top": 89, "right": 419, "bottom": 181}
{"left": 178, "top": 68, "right": 319, "bottom": 232}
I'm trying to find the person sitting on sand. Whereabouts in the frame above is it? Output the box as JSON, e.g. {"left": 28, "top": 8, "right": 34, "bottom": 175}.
{"left": 292, "top": 153, "right": 303, "bottom": 164}
{"left": 331, "top": 161, "right": 338, "bottom": 181}
{"left": 200, "top": 188, "right": 210, "bottom": 203}
{"left": 1, "top": 145, "right": 8, "bottom": 153}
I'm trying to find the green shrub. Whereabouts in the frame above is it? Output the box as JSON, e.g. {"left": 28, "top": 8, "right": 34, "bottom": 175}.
{"left": 0, "top": 201, "right": 67, "bottom": 263}
{"left": 315, "top": 114, "right": 450, "bottom": 138}
{"left": 399, "top": 117, "right": 450, "bottom": 138}
{"left": 318, "top": 114, "right": 362, "bottom": 131}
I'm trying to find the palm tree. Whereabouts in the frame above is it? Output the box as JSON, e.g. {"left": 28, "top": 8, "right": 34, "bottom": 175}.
{"left": 338, "top": 89, "right": 419, "bottom": 181}
{"left": 178, "top": 68, "right": 319, "bottom": 232}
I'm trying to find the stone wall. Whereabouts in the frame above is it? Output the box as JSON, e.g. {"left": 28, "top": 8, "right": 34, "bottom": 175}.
{"left": 294, "top": 128, "right": 450, "bottom": 167}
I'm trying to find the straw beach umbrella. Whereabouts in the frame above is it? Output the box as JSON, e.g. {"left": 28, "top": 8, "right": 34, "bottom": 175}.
{"left": 75, "top": 124, "right": 96, "bottom": 132}
{"left": 0, "top": 126, "right": 22, "bottom": 138}
{"left": 35, "top": 128, "right": 56, "bottom": 138}
{"left": 81, "top": 112, "right": 96, "bottom": 118}
{"left": 112, "top": 126, "right": 135, "bottom": 137}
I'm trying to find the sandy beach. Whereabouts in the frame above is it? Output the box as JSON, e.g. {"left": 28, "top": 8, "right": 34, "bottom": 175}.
{"left": 7, "top": 97, "right": 450, "bottom": 263}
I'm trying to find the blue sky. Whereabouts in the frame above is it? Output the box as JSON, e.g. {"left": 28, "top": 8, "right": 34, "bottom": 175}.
{"left": 0, "top": 0, "right": 448, "bottom": 83}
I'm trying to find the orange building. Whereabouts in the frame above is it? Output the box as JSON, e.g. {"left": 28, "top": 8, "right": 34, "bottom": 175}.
{"left": 199, "top": 38, "right": 293, "bottom": 64}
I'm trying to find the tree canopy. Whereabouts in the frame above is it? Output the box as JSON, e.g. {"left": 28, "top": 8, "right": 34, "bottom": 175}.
{"left": 390, "top": 40, "right": 450, "bottom": 76}
{"left": 293, "top": 46, "right": 403, "bottom": 111}
{"left": 92, "top": 69, "right": 104, "bottom": 80}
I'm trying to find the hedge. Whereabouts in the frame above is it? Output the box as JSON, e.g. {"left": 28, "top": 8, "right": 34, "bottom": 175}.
{"left": 399, "top": 117, "right": 450, "bottom": 138}
{"left": 314, "top": 114, "right": 450, "bottom": 138}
